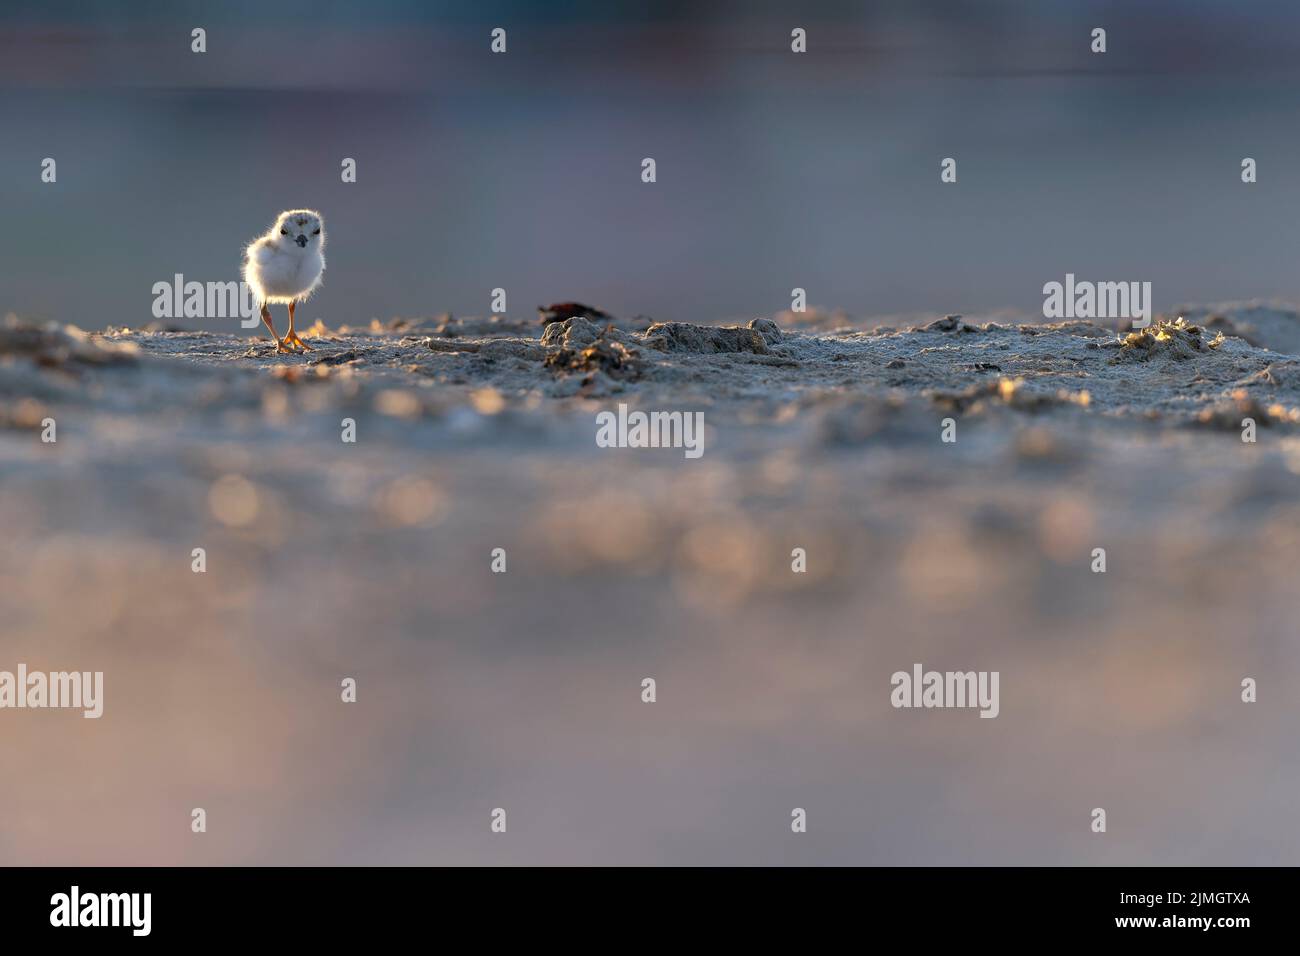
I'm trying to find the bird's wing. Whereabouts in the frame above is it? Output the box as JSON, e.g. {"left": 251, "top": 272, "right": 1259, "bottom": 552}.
{"left": 244, "top": 237, "right": 274, "bottom": 266}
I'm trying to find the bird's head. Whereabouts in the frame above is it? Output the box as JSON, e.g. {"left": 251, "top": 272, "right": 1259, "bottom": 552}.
{"left": 274, "top": 209, "right": 324, "bottom": 251}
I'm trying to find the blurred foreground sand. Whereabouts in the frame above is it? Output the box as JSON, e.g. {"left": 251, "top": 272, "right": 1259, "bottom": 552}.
{"left": 1, "top": 305, "right": 1298, "bottom": 864}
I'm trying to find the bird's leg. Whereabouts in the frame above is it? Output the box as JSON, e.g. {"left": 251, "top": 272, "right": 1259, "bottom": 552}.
{"left": 285, "top": 300, "right": 312, "bottom": 351}
{"left": 261, "top": 303, "right": 291, "bottom": 353}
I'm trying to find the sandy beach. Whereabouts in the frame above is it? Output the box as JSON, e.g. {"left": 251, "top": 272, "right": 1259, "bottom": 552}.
{"left": 2, "top": 304, "right": 1298, "bottom": 864}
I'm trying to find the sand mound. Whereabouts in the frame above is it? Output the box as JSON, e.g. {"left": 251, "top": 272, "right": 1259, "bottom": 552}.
{"left": 1176, "top": 302, "right": 1300, "bottom": 354}
{"left": 540, "top": 316, "right": 606, "bottom": 349}
{"left": 1112, "top": 318, "right": 1223, "bottom": 362}
{"left": 642, "top": 322, "right": 770, "bottom": 354}
{"left": 932, "top": 376, "right": 1092, "bottom": 414}
{"left": 0, "top": 313, "right": 137, "bottom": 366}
{"left": 1193, "top": 388, "right": 1300, "bottom": 428}
{"left": 544, "top": 327, "right": 643, "bottom": 381}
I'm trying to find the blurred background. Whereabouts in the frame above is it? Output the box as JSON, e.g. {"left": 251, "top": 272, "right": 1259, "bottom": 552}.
{"left": 4, "top": 2, "right": 1300, "bottom": 867}
{"left": 4, "top": 0, "right": 1300, "bottom": 330}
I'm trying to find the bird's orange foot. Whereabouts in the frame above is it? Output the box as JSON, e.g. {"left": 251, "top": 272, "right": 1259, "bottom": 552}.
{"left": 275, "top": 338, "right": 295, "bottom": 354}
{"left": 286, "top": 331, "right": 313, "bottom": 351}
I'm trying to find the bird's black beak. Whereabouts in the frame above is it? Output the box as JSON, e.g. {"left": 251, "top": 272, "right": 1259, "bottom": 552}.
{"left": 295, "top": 235, "right": 309, "bottom": 248}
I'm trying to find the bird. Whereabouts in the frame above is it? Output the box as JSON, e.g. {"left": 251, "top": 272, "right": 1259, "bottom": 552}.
{"left": 242, "top": 209, "right": 326, "bottom": 353}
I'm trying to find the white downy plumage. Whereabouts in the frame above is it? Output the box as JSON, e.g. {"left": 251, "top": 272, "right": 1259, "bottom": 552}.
{"left": 243, "top": 209, "right": 325, "bottom": 352}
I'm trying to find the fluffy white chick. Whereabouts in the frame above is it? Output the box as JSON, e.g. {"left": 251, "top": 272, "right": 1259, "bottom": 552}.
{"left": 243, "top": 209, "right": 325, "bottom": 352}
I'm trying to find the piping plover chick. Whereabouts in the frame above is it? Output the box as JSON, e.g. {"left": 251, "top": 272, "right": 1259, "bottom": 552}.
{"left": 243, "top": 209, "right": 325, "bottom": 353}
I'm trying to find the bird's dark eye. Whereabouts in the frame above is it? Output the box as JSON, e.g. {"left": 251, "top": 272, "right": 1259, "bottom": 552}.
{"left": 312, "top": 228, "right": 320, "bottom": 235}
{"left": 280, "top": 228, "right": 288, "bottom": 235}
